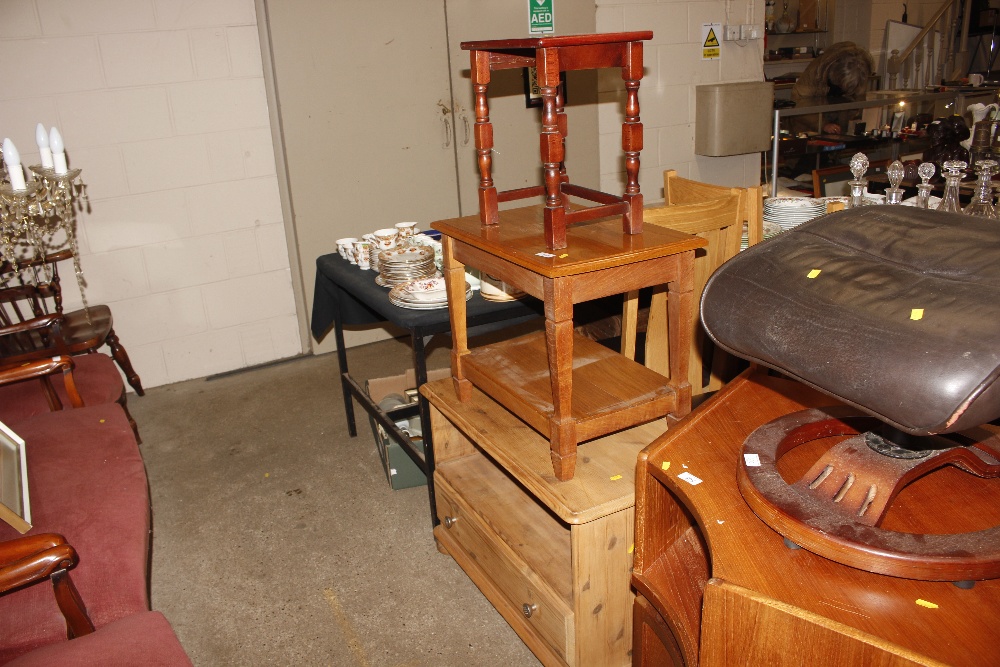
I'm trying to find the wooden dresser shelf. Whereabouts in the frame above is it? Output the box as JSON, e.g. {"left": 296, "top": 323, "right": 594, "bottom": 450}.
{"left": 423, "top": 377, "right": 667, "bottom": 666}
{"left": 461, "top": 330, "right": 676, "bottom": 445}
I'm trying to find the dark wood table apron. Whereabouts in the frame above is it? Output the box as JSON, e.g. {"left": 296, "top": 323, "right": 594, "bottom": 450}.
{"left": 311, "top": 253, "right": 543, "bottom": 525}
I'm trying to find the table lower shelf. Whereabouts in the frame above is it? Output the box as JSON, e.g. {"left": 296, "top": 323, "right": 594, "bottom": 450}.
{"left": 461, "top": 329, "right": 677, "bottom": 444}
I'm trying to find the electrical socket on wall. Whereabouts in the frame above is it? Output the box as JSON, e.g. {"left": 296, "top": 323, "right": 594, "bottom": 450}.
{"left": 723, "top": 25, "right": 742, "bottom": 41}
{"left": 740, "top": 24, "right": 764, "bottom": 40}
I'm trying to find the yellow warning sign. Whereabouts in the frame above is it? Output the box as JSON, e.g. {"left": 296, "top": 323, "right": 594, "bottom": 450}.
{"left": 702, "top": 23, "right": 721, "bottom": 60}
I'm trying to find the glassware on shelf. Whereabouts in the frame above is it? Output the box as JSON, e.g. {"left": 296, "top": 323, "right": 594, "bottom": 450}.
{"left": 884, "top": 160, "right": 906, "bottom": 205}
{"left": 775, "top": 1, "right": 795, "bottom": 33}
{"left": 915, "top": 162, "right": 936, "bottom": 209}
{"left": 964, "top": 159, "right": 999, "bottom": 219}
{"left": 935, "top": 160, "right": 967, "bottom": 214}
{"left": 846, "top": 152, "right": 871, "bottom": 208}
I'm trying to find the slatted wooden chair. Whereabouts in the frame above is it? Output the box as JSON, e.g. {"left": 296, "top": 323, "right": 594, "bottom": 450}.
{"left": 620, "top": 171, "right": 763, "bottom": 398}
{"left": 0, "top": 250, "right": 143, "bottom": 395}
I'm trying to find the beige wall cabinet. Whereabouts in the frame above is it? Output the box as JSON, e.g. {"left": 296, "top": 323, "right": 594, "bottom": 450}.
{"left": 260, "top": 0, "right": 598, "bottom": 354}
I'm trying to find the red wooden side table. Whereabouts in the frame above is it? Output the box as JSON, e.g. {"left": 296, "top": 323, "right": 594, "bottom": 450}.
{"left": 460, "top": 32, "right": 653, "bottom": 250}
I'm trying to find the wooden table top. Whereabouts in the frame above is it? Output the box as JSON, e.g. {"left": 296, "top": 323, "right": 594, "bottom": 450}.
{"left": 460, "top": 32, "right": 654, "bottom": 51}
{"left": 642, "top": 369, "right": 1000, "bottom": 665}
{"left": 431, "top": 205, "right": 705, "bottom": 279}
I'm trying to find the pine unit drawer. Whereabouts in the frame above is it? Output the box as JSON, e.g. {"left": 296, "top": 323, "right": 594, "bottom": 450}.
{"left": 434, "top": 465, "right": 573, "bottom": 664}
{"left": 423, "top": 378, "right": 667, "bottom": 667}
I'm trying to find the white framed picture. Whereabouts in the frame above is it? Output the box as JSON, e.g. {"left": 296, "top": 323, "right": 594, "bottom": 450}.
{"left": 0, "top": 420, "right": 31, "bottom": 534}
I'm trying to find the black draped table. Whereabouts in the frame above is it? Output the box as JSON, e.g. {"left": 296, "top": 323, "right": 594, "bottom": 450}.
{"left": 311, "top": 252, "right": 543, "bottom": 525}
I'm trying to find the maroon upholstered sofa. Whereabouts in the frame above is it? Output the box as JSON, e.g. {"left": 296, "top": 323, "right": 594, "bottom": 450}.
{"left": 0, "top": 356, "right": 190, "bottom": 665}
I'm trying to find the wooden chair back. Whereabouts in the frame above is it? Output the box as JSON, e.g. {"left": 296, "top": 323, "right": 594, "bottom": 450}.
{"left": 622, "top": 171, "right": 763, "bottom": 397}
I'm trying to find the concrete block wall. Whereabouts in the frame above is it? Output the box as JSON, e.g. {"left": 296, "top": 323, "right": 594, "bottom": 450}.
{"left": 595, "top": 0, "right": 767, "bottom": 197}
{"left": 0, "top": 0, "right": 299, "bottom": 389}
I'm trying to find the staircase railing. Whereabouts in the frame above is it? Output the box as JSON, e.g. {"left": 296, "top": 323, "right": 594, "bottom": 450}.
{"left": 885, "top": 0, "right": 970, "bottom": 90}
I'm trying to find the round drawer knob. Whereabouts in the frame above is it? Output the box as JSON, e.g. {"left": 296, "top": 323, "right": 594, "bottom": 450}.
{"left": 522, "top": 603, "right": 537, "bottom": 618}
{"left": 443, "top": 515, "right": 458, "bottom": 528}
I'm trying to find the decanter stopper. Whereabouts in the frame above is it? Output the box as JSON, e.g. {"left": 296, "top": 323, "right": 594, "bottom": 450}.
{"left": 887, "top": 160, "right": 904, "bottom": 188}
{"left": 885, "top": 160, "right": 906, "bottom": 205}
{"left": 915, "top": 162, "right": 936, "bottom": 208}
{"left": 849, "top": 153, "right": 869, "bottom": 181}
{"left": 917, "top": 161, "right": 935, "bottom": 184}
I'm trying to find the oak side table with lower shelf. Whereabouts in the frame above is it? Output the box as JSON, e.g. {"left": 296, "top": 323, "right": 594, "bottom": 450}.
{"left": 631, "top": 369, "right": 1000, "bottom": 666}
{"left": 422, "top": 377, "right": 667, "bottom": 667}
{"left": 432, "top": 205, "right": 705, "bottom": 481}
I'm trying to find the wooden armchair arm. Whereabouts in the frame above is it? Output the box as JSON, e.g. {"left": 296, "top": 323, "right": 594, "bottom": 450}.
{"left": 0, "top": 312, "right": 63, "bottom": 337}
{"left": 0, "top": 355, "right": 82, "bottom": 410}
{"left": 0, "top": 534, "right": 95, "bottom": 638}
{"left": 0, "top": 534, "right": 75, "bottom": 591}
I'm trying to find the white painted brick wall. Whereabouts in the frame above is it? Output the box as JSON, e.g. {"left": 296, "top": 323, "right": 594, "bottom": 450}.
{"left": 596, "top": 0, "right": 766, "bottom": 196}
{"left": 0, "top": 0, "right": 299, "bottom": 390}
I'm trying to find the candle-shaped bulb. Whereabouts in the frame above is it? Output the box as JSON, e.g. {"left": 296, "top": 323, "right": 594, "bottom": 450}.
{"left": 35, "top": 123, "right": 49, "bottom": 148}
{"left": 3, "top": 138, "right": 20, "bottom": 166}
{"left": 3, "top": 138, "right": 27, "bottom": 191}
{"left": 36, "top": 123, "right": 54, "bottom": 169}
{"left": 49, "top": 126, "right": 67, "bottom": 174}
{"left": 887, "top": 160, "right": 904, "bottom": 189}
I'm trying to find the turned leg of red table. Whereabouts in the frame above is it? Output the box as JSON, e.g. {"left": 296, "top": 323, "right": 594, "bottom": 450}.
{"left": 622, "top": 40, "right": 644, "bottom": 235}
{"left": 471, "top": 49, "right": 499, "bottom": 226}
{"left": 538, "top": 46, "right": 568, "bottom": 250}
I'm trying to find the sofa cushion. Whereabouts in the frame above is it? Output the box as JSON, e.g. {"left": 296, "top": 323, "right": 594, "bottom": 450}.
{"left": 5, "top": 611, "right": 191, "bottom": 666}
{"left": 0, "top": 404, "right": 148, "bottom": 662}
{"left": 0, "top": 353, "right": 124, "bottom": 426}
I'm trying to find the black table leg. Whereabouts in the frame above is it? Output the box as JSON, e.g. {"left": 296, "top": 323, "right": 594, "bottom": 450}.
{"left": 411, "top": 329, "right": 439, "bottom": 528}
{"left": 333, "top": 298, "right": 357, "bottom": 437}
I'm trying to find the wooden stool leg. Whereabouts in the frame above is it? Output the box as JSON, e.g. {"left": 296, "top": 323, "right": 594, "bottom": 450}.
{"left": 471, "top": 50, "right": 498, "bottom": 226}
{"left": 556, "top": 84, "right": 571, "bottom": 209}
{"left": 539, "top": 47, "right": 567, "bottom": 250}
{"left": 621, "top": 40, "right": 644, "bottom": 235}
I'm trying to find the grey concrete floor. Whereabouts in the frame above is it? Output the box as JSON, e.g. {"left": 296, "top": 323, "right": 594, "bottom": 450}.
{"left": 131, "top": 336, "right": 541, "bottom": 666}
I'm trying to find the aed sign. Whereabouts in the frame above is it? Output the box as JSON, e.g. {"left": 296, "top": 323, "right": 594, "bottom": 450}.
{"left": 702, "top": 23, "right": 721, "bottom": 60}
{"left": 529, "top": 0, "right": 554, "bottom": 34}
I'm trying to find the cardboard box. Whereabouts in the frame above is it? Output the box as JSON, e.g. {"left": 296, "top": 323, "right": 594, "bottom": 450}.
{"left": 365, "top": 368, "right": 450, "bottom": 490}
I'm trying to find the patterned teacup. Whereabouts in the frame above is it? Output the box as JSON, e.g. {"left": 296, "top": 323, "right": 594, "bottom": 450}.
{"left": 353, "top": 240, "right": 372, "bottom": 270}
{"left": 394, "top": 221, "right": 419, "bottom": 244}
{"left": 372, "top": 228, "right": 399, "bottom": 251}
{"left": 336, "top": 237, "right": 358, "bottom": 262}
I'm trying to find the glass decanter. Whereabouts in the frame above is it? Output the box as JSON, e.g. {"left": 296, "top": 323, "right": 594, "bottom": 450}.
{"left": 935, "top": 160, "right": 967, "bottom": 213}
{"left": 915, "top": 162, "right": 936, "bottom": 209}
{"left": 846, "top": 152, "right": 871, "bottom": 208}
{"left": 964, "top": 159, "right": 999, "bottom": 219}
{"left": 884, "top": 160, "right": 906, "bottom": 204}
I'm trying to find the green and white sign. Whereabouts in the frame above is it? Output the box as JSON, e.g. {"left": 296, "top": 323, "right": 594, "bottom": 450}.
{"left": 529, "top": 0, "right": 554, "bottom": 34}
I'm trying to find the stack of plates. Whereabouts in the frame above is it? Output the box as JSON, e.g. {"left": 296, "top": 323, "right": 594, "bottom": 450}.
{"left": 376, "top": 245, "right": 436, "bottom": 287}
{"left": 740, "top": 221, "right": 783, "bottom": 251}
{"left": 763, "top": 197, "right": 826, "bottom": 230}
{"left": 388, "top": 277, "right": 472, "bottom": 310}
